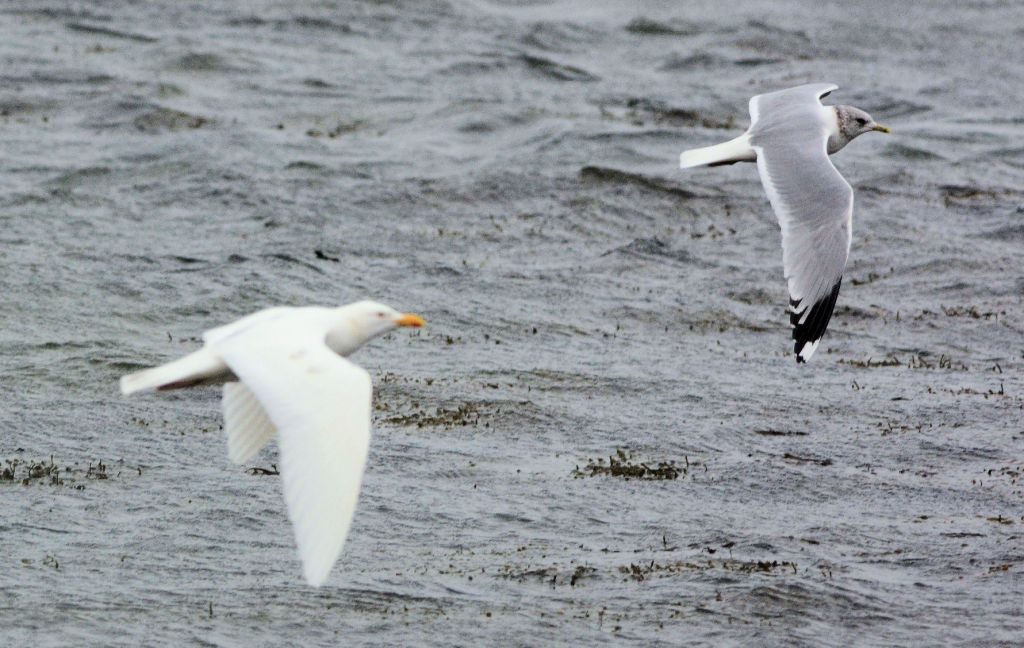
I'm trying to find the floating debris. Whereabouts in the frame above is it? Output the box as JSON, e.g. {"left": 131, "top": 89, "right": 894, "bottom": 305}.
{"left": 248, "top": 465, "right": 280, "bottom": 476}
{"left": 384, "top": 403, "right": 484, "bottom": 428}
{"left": 619, "top": 558, "right": 799, "bottom": 582}
{"left": 86, "top": 461, "right": 108, "bottom": 480}
{"left": 754, "top": 428, "right": 808, "bottom": 437}
{"left": 782, "top": 453, "right": 833, "bottom": 467}
{"left": 572, "top": 448, "right": 686, "bottom": 480}
{"left": 1, "top": 457, "right": 132, "bottom": 489}
{"left": 837, "top": 356, "right": 901, "bottom": 368}
{"left": 1, "top": 457, "right": 62, "bottom": 486}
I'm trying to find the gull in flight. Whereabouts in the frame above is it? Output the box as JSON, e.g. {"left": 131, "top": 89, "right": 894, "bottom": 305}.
{"left": 121, "top": 300, "right": 425, "bottom": 585}
{"left": 679, "top": 83, "right": 890, "bottom": 362}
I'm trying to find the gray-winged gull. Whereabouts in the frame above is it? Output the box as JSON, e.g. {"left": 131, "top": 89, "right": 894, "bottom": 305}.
{"left": 679, "top": 83, "right": 890, "bottom": 362}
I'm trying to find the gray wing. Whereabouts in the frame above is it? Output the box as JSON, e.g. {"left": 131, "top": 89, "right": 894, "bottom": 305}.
{"left": 748, "top": 83, "right": 837, "bottom": 128}
{"left": 748, "top": 83, "right": 851, "bottom": 363}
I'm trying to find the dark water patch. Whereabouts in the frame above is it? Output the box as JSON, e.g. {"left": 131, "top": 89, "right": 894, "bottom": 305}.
{"left": 782, "top": 453, "right": 833, "bottom": 467}
{"left": 850, "top": 268, "right": 894, "bottom": 287}
{"left": 0, "top": 72, "right": 114, "bottom": 86}
{"left": 729, "top": 287, "right": 774, "bottom": 305}
{"left": 35, "top": 339, "right": 119, "bottom": 351}
{"left": 46, "top": 166, "right": 111, "bottom": 190}
{"left": 292, "top": 16, "right": 353, "bottom": 33}
{"left": 754, "top": 429, "right": 808, "bottom": 437}
{"left": 302, "top": 78, "right": 335, "bottom": 89}
{"left": 226, "top": 15, "right": 358, "bottom": 36}
{"left": 265, "top": 253, "right": 324, "bottom": 274}
{"left": 738, "top": 20, "right": 813, "bottom": 57}
{"left": 66, "top": 22, "right": 158, "bottom": 43}
{"left": 517, "top": 54, "right": 598, "bottom": 82}
{"left": 602, "top": 237, "right": 699, "bottom": 267}
{"left": 284, "top": 160, "right": 327, "bottom": 172}
{"left": 3, "top": 7, "right": 111, "bottom": 21}
{"left": 884, "top": 143, "right": 944, "bottom": 161}
{"left": 86, "top": 98, "right": 210, "bottom": 133}
{"left": 658, "top": 51, "right": 729, "bottom": 70}
{"left": 520, "top": 21, "right": 602, "bottom": 52}
{"left": 424, "top": 264, "right": 464, "bottom": 278}
{"left": 135, "top": 108, "right": 209, "bottom": 132}
{"left": 313, "top": 249, "right": 340, "bottom": 263}
{"left": 615, "top": 97, "right": 737, "bottom": 130}
{"left": 170, "top": 52, "right": 243, "bottom": 74}
{"left": 479, "top": 368, "right": 662, "bottom": 398}
{"left": 940, "top": 184, "right": 1002, "bottom": 206}
{"left": 733, "top": 57, "right": 786, "bottom": 66}
{"left": 987, "top": 148, "right": 1024, "bottom": 170}
{"left": 625, "top": 17, "right": 701, "bottom": 37}
{"left": 304, "top": 119, "right": 369, "bottom": 139}
{"left": 579, "top": 166, "right": 697, "bottom": 199}
{"left": 975, "top": 223, "right": 1024, "bottom": 242}
{"left": 0, "top": 97, "right": 59, "bottom": 116}
{"left": 870, "top": 100, "right": 932, "bottom": 119}
{"left": 439, "top": 57, "right": 510, "bottom": 76}
{"left": 224, "top": 15, "right": 266, "bottom": 28}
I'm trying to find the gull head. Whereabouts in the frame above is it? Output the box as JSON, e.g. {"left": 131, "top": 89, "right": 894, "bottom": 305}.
{"left": 347, "top": 300, "right": 424, "bottom": 338}
{"left": 329, "top": 300, "right": 425, "bottom": 354}
{"left": 836, "top": 106, "right": 891, "bottom": 141}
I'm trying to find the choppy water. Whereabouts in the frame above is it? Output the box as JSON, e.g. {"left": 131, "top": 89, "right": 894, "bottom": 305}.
{"left": 2, "top": 1, "right": 1023, "bottom": 645}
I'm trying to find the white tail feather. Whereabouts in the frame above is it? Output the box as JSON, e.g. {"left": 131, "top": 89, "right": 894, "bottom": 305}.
{"left": 120, "top": 349, "right": 228, "bottom": 395}
{"left": 679, "top": 134, "right": 756, "bottom": 169}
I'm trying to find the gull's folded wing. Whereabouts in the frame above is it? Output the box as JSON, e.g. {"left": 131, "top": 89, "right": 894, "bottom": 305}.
{"left": 214, "top": 317, "right": 372, "bottom": 586}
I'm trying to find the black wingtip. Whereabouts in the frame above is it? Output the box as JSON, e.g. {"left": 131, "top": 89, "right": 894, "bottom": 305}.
{"left": 790, "top": 279, "right": 842, "bottom": 363}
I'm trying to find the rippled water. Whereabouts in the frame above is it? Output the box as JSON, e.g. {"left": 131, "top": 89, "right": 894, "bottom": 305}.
{"left": 2, "top": 1, "right": 1023, "bottom": 645}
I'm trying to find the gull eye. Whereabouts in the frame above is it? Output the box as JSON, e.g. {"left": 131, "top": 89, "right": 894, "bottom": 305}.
{"left": 376, "top": 311, "right": 386, "bottom": 318}
{"left": 855, "top": 117, "right": 867, "bottom": 125}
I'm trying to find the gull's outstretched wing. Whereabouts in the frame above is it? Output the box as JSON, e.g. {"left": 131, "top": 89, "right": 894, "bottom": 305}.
{"left": 749, "top": 83, "right": 837, "bottom": 128}
{"left": 748, "top": 83, "right": 851, "bottom": 363}
{"left": 214, "top": 317, "right": 372, "bottom": 586}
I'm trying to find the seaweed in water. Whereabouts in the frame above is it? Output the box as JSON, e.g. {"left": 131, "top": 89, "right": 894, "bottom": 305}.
{"left": 573, "top": 448, "right": 684, "bottom": 480}
{"left": 2, "top": 457, "right": 127, "bottom": 488}
{"left": 1, "top": 457, "right": 62, "bottom": 486}
{"left": 384, "top": 402, "right": 484, "bottom": 428}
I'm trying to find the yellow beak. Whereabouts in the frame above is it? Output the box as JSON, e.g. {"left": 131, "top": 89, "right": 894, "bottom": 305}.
{"left": 395, "top": 313, "right": 426, "bottom": 328}
{"left": 871, "top": 123, "right": 892, "bottom": 134}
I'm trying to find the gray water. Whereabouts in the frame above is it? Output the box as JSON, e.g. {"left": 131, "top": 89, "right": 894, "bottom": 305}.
{"left": 2, "top": 1, "right": 1023, "bottom": 645}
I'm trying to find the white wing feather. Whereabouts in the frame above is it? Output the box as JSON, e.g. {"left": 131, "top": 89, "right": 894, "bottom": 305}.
{"left": 222, "top": 382, "right": 277, "bottom": 464}
{"left": 214, "top": 317, "right": 372, "bottom": 586}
